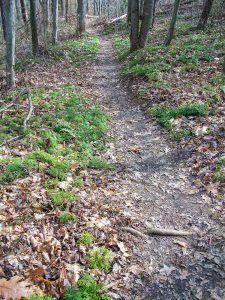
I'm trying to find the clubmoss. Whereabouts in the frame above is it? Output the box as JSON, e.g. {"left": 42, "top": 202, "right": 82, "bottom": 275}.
{"left": 88, "top": 247, "right": 113, "bottom": 271}
{"left": 59, "top": 212, "right": 77, "bottom": 223}
{"left": 63, "top": 274, "right": 111, "bottom": 300}
{"left": 78, "top": 232, "right": 95, "bottom": 246}
{"left": 51, "top": 191, "right": 79, "bottom": 206}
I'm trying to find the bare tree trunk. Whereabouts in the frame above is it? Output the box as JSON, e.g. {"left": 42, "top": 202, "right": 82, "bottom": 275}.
{"left": 94, "top": 0, "right": 96, "bottom": 15}
{"left": 42, "top": 0, "right": 49, "bottom": 48}
{"left": 20, "top": 0, "right": 28, "bottom": 24}
{"left": 52, "top": 0, "right": 58, "bottom": 44}
{"left": 30, "top": 0, "right": 39, "bottom": 55}
{"left": 140, "top": 0, "right": 144, "bottom": 19}
{"left": 77, "top": 0, "right": 85, "bottom": 35}
{"left": 130, "top": 0, "right": 140, "bottom": 51}
{"left": 197, "top": 0, "right": 214, "bottom": 30}
{"left": 0, "top": 0, "right": 6, "bottom": 40}
{"left": 152, "top": 0, "right": 157, "bottom": 27}
{"left": 59, "top": 0, "right": 64, "bottom": 16}
{"left": 139, "top": 0, "right": 154, "bottom": 48}
{"left": 164, "top": 0, "right": 181, "bottom": 46}
{"left": 65, "top": 0, "right": 68, "bottom": 22}
{"left": 4, "top": 0, "right": 16, "bottom": 88}
{"left": 15, "top": 0, "right": 21, "bottom": 21}
{"left": 127, "top": 0, "right": 131, "bottom": 23}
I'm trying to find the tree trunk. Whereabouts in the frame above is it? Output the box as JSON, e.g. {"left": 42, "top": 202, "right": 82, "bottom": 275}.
{"left": 127, "top": 0, "right": 131, "bottom": 23}
{"left": 52, "top": 0, "right": 58, "bottom": 44}
{"left": 140, "top": 0, "right": 144, "bottom": 19}
{"left": 130, "top": 0, "right": 139, "bottom": 51}
{"left": 152, "top": 0, "right": 157, "bottom": 27}
{"left": 77, "top": 0, "right": 85, "bottom": 35}
{"left": 59, "top": 0, "right": 64, "bottom": 16}
{"left": 42, "top": 0, "right": 49, "bottom": 48}
{"left": 30, "top": 0, "right": 39, "bottom": 55}
{"left": 164, "top": 0, "right": 181, "bottom": 46}
{"left": 139, "top": 0, "right": 154, "bottom": 48}
{"left": 0, "top": 0, "right": 6, "bottom": 40}
{"left": 4, "top": 0, "right": 16, "bottom": 88}
{"left": 20, "top": 0, "right": 28, "bottom": 24}
{"left": 15, "top": 0, "right": 21, "bottom": 21}
{"left": 65, "top": 0, "right": 68, "bottom": 22}
{"left": 196, "top": 0, "right": 214, "bottom": 30}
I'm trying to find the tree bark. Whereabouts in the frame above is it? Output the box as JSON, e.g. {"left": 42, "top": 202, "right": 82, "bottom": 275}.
{"left": 130, "top": 0, "right": 139, "bottom": 51}
{"left": 4, "top": 0, "right": 16, "bottom": 88}
{"left": 152, "top": 0, "right": 157, "bottom": 27}
{"left": 65, "top": 0, "right": 68, "bottom": 22}
{"left": 52, "top": 0, "right": 58, "bottom": 44}
{"left": 15, "top": 0, "right": 21, "bottom": 21}
{"left": 59, "top": 0, "right": 64, "bottom": 16}
{"left": 77, "top": 0, "right": 85, "bottom": 35}
{"left": 20, "top": 0, "right": 28, "bottom": 24}
{"left": 127, "top": 0, "right": 131, "bottom": 24}
{"left": 139, "top": 0, "right": 154, "bottom": 48}
{"left": 164, "top": 0, "right": 181, "bottom": 46}
{"left": 42, "top": 0, "right": 49, "bottom": 48}
{"left": 0, "top": 0, "right": 6, "bottom": 40}
{"left": 196, "top": 0, "right": 214, "bottom": 30}
{"left": 30, "top": 0, "right": 39, "bottom": 55}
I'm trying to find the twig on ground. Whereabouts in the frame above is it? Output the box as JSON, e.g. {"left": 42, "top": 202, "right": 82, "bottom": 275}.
{"left": 23, "top": 90, "right": 33, "bottom": 129}
{"left": 0, "top": 136, "right": 22, "bottom": 148}
{"left": 122, "top": 226, "right": 192, "bottom": 238}
{"left": 146, "top": 227, "right": 192, "bottom": 236}
{"left": 122, "top": 227, "right": 149, "bottom": 239}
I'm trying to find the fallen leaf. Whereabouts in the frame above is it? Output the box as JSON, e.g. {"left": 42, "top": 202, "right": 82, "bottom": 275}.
{"left": 0, "top": 276, "right": 42, "bottom": 299}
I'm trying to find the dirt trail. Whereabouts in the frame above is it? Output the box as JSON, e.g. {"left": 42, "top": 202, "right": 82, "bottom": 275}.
{"left": 88, "top": 34, "right": 225, "bottom": 300}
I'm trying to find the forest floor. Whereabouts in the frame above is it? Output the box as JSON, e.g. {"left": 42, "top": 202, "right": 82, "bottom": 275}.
{"left": 88, "top": 32, "right": 225, "bottom": 300}
{"left": 0, "top": 21, "right": 224, "bottom": 299}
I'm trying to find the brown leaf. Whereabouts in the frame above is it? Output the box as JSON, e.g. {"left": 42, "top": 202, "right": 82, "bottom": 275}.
{"left": 0, "top": 276, "right": 42, "bottom": 299}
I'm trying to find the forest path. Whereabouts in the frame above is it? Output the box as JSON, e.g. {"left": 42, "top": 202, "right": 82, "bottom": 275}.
{"left": 87, "top": 33, "right": 224, "bottom": 299}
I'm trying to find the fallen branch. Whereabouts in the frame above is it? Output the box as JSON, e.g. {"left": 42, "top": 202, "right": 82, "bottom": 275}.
{"left": 0, "top": 135, "right": 22, "bottom": 148}
{"left": 122, "top": 227, "right": 148, "bottom": 239}
{"left": 122, "top": 226, "right": 192, "bottom": 238}
{"left": 146, "top": 227, "right": 192, "bottom": 236}
{"left": 23, "top": 90, "right": 33, "bottom": 129}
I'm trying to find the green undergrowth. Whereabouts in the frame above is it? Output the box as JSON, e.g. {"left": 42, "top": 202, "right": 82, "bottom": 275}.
{"left": 0, "top": 84, "right": 112, "bottom": 185}
{"left": 78, "top": 232, "right": 95, "bottom": 246}
{"left": 213, "top": 157, "right": 225, "bottom": 183}
{"left": 15, "top": 35, "right": 100, "bottom": 71}
{"left": 88, "top": 247, "right": 114, "bottom": 271}
{"left": 59, "top": 211, "right": 77, "bottom": 223}
{"left": 149, "top": 102, "right": 209, "bottom": 129}
{"left": 113, "top": 30, "right": 224, "bottom": 84}
{"left": 63, "top": 274, "right": 111, "bottom": 300}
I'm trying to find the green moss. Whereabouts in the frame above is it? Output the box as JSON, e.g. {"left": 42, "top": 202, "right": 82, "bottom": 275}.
{"left": 0, "top": 157, "right": 38, "bottom": 184}
{"left": 88, "top": 156, "right": 113, "bottom": 170}
{"left": 59, "top": 212, "right": 77, "bottom": 223}
{"left": 51, "top": 191, "right": 79, "bottom": 206}
{"left": 213, "top": 158, "right": 225, "bottom": 182}
{"left": 73, "top": 176, "right": 84, "bottom": 188}
{"left": 48, "top": 161, "right": 70, "bottom": 180}
{"left": 88, "top": 247, "right": 113, "bottom": 271}
{"left": 149, "top": 102, "right": 209, "bottom": 129}
{"left": 63, "top": 274, "right": 111, "bottom": 300}
{"left": 78, "top": 232, "right": 95, "bottom": 246}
